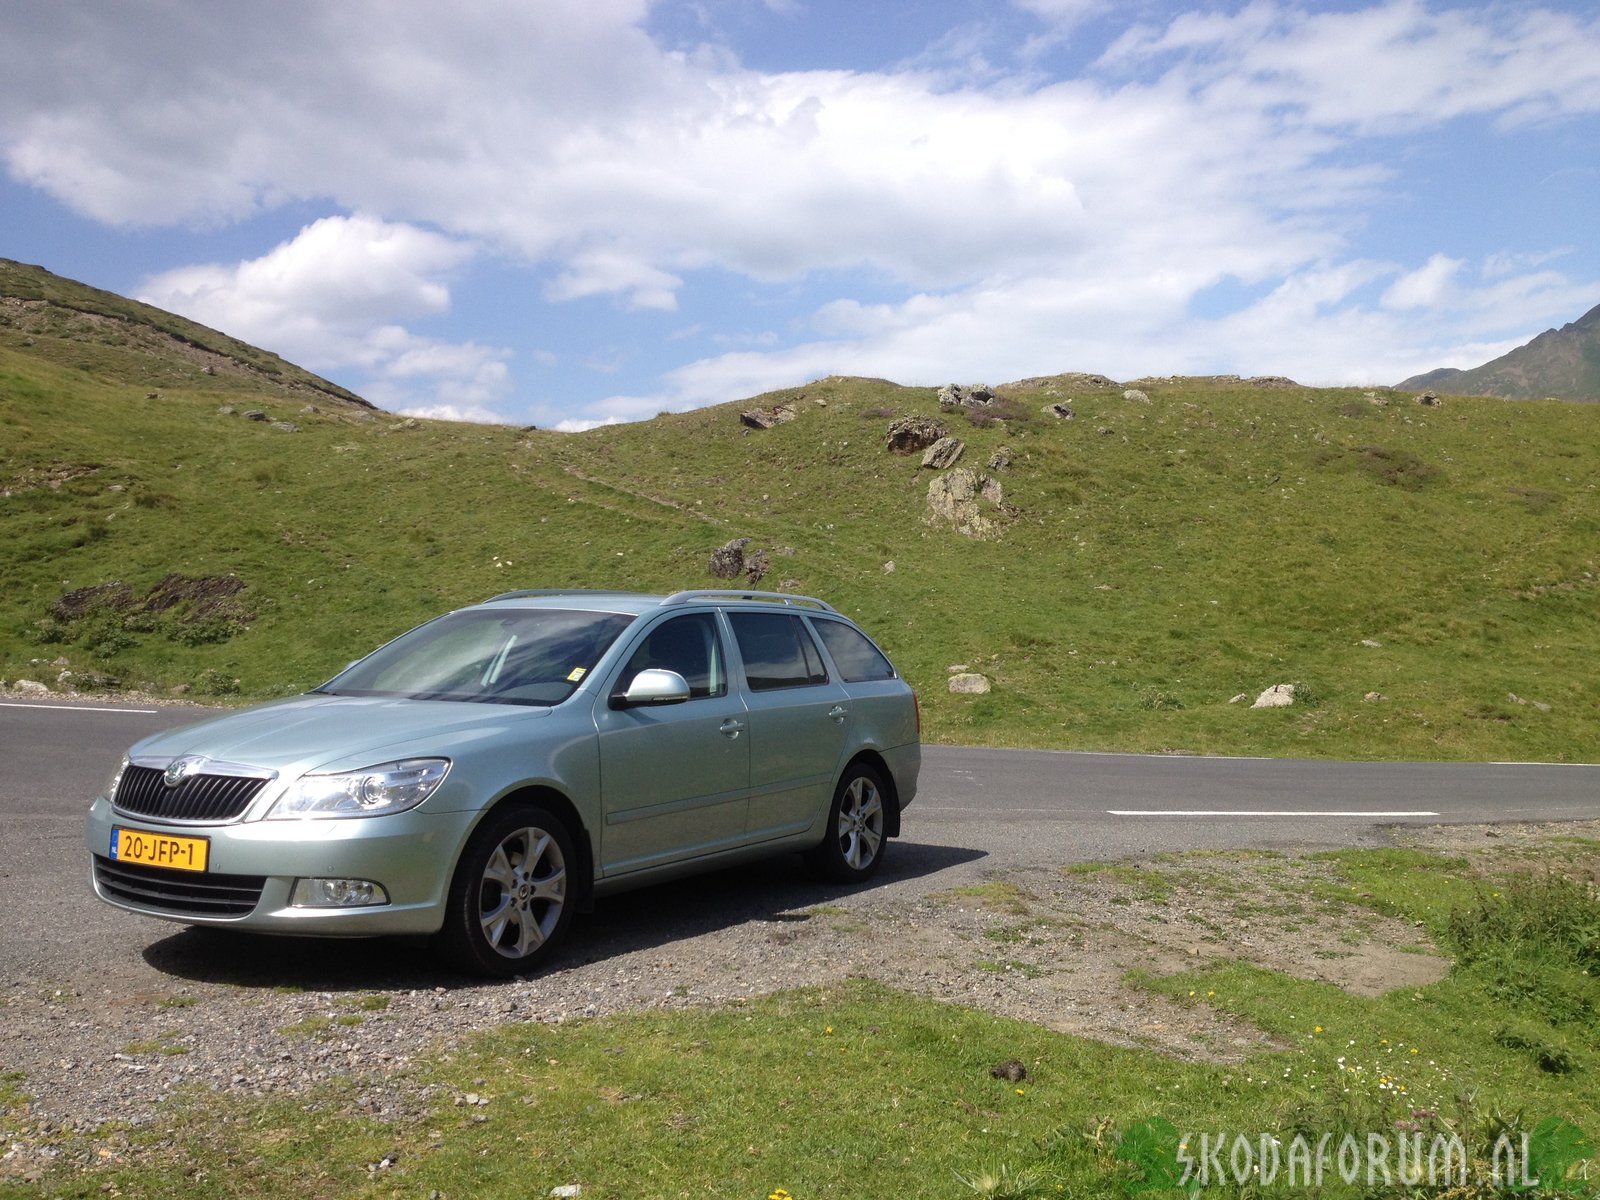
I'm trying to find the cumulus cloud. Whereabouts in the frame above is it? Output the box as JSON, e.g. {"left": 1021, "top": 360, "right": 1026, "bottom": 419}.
{"left": 138, "top": 214, "right": 510, "bottom": 417}
{"left": 2, "top": 0, "right": 1598, "bottom": 424}
{"left": 1382, "top": 253, "right": 1465, "bottom": 310}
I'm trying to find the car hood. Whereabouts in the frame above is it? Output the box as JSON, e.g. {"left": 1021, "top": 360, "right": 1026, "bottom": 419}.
{"left": 127, "top": 693, "right": 554, "bottom": 775}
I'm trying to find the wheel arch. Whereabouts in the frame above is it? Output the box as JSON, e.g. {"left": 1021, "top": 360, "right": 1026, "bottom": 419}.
{"left": 471, "top": 784, "right": 596, "bottom": 910}
{"left": 842, "top": 749, "right": 900, "bottom": 838}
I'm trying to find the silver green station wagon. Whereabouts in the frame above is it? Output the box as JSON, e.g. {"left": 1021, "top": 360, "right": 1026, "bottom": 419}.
{"left": 86, "top": 590, "right": 920, "bottom": 976}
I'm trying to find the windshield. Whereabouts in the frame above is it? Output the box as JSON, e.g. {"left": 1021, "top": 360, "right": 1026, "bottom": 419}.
{"left": 318, "top": 608, "right": 634, "bottom": 706}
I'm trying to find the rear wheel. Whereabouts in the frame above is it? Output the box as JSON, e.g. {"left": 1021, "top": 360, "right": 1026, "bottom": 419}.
{"left": 438, "top": 803, "right": 577, "bottom": 977}
{"left": 806, "top": 762, "right": 889, "bottom": 883}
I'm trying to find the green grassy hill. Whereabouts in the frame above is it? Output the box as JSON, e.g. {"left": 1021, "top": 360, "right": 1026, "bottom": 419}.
{"left": 2, "top": 266, "right": 1597, "bottom": 761}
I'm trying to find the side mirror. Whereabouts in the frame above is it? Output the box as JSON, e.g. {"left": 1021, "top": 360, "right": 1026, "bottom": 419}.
{"left": 611, "top": 668, "right": 691, "bottom": 709}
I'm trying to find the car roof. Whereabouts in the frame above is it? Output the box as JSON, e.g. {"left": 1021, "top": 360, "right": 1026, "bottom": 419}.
{"left": 474, "top": 589, "right": 840, "bottom": 617}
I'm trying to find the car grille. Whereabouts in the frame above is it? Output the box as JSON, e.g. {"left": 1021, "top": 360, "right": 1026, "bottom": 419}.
{"left": 93, "top": 855, "right": 265, "bottom": 918}
{"left": 114, "top": 765, "right": 271, "bottom": 822}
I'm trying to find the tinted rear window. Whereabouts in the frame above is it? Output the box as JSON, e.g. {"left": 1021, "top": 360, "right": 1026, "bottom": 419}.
{"left": 812, "top": 619, "right": 896, "bottom": 682}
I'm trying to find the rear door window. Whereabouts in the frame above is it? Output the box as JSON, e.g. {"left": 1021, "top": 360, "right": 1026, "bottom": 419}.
{"left": 729, "top": 611, "right": 830, "bottom": 692}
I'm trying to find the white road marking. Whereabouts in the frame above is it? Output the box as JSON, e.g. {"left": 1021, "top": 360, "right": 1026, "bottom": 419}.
{"left": 0, "top": 702, "right": 159, "bottom": 715}
{"left": 1108, "top": 809, "right": 1441, "bottom": 817}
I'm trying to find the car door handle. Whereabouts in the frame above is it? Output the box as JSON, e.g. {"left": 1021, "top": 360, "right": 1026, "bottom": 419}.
{"left": 827, "top": 705, "right": 849, "bottom": 723}
{"left": 719, "top": 719, "right": 746, "bottom": 738}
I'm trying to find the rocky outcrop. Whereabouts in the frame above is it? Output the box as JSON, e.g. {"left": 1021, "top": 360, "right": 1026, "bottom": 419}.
{"left": 739, "top": 404, "right": 797, "bottom": 430}
{"left": 938, "top": 384, "right": 996, "bottom": 410}
{"left": 926, "top": 468, "right": 1007, "bottom": 538}
{"left": 708, "top": 538, "right": 770, "bottom": 585}
{"left": 886, "top": 415, "right": 947, "bottom": 455}
{"left": 920, "top": 436, "right": 965, "bottom": 469}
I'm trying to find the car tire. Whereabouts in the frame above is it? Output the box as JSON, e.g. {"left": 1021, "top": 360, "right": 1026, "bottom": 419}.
{"left": 806, "top": 761, "right": 889, "bottom": 883}
{"left": 437, "top": 803, "right": 577, "bottom": 977}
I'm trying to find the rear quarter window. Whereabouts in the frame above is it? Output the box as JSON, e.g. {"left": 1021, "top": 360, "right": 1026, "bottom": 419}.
{"left": 812, "top": 619, "right": 897, "bottom": 683}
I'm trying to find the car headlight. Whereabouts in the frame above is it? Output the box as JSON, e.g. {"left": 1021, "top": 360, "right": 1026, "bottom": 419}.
{"left": 104, "top": 755, "right": 130, "bottom": 803}
{"left": 267, "top": 758, "right": 450, "bottom": 819}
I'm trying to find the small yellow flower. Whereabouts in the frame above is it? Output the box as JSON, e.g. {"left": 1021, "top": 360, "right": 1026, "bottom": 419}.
{"left": 1207, "top": 990, "right": 1215, "bottom": 997}
{"left": 824, "top": 1026, "right": 833, "bottom": 1035}
{"left": 1314, "top": 1026, "right": 1323, "bottom": 1033}
{"left": 1015, "top": 1088, "right": 1025, "bottom": 1096}
{"left": 1410, "top": 1048, "right": 1419, "bottom": 1055}
{"left": 769, "top": 1190, "right": 792, "bottom": 1200}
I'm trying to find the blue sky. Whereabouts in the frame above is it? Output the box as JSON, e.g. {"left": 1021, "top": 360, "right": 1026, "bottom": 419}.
{"left": 2, "top": 0, "right": 1597, "bottom": 429}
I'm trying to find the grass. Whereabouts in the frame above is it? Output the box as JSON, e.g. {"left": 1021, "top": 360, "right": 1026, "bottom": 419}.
{"left": 7, "top": 847, "right": 1597, "bottom": 1198}
{"left": 4, "top": 293, "right": 1599, "bottom": 759}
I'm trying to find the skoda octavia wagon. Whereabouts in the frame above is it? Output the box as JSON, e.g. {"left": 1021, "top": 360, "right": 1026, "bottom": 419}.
{"left": 86, "top": 589, "right": 920, "bottom": 975}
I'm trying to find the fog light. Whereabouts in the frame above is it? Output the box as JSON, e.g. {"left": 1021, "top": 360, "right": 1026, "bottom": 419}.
{"left": 290, "top": 878, "right": 389, "bottom": 908}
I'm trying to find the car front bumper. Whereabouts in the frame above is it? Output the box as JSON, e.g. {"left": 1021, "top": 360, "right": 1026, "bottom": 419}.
{"left": 85, "top": 795, "right": 478, "bottom": 936}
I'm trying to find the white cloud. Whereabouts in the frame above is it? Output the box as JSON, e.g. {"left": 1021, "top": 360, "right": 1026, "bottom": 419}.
{"left": 138, "top": 214, "right": 511, "bottom": 417}
{"left": 1382, "top": 253, "right": 1465, "bottom": 310}
{"left": 137, "top": 215, "right": 471, "bottom": 348}
{"left": 3, "top": 1, "right": 1599, "bottom": 423}
{"left": 546, "top": 247, "right": 684, "bottom": 311}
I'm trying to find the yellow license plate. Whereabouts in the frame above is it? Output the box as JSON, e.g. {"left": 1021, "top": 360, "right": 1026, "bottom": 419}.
{"left": 112, "top": 827, "right": 210, "bottom": 873}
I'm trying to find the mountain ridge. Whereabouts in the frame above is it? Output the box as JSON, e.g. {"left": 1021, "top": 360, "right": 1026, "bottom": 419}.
{"left": 0, "top": 257, "right": 374, "bottom": 411}
{"left": 1398, "top": 301, "right": 1600, "bottom": 402}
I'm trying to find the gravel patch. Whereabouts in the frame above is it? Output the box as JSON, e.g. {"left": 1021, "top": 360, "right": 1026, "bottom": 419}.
{"left": 5, "top": 820, "right": 1595, "bottom": 1184}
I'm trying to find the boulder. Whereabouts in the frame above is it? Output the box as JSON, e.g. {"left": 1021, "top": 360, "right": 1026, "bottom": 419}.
{"left": 1042, "top": 402, "right": 1074, "bottom": 420}
{"left": 948, "top": 672, "right": 991, "bottom": 694}
{"left": 1122, "top": 389, "right": 1150, "bottom": 402}
{"left": 987, "top": 446, "right": 1013, "bottom": 472}
{"left": 1247, "top": 376, "right": 1300, "bottom": 388}
{"left": 1415, "top": 391, "right": 1441, "bottom": 407}
{"left": 708, "top": 537, "right": 751, "bottom": 579}
{"left": 885, "top": 415, "right": 947, "bottom": 455}
{"left": 1251, "top": 684, "right": 1296, "bottom": 709}
{"left": 739, "top": 405, "right": 797, "bottom": 430}
{"left": 920, "top": 436, "right": 966, "bottom": 469}
{"left": 743, "top": 548, "right": 769, "bottom": 587}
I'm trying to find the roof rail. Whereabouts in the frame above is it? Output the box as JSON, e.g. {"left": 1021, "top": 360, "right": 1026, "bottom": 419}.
{"left": 481, "top": 588, "right": 655, "bottom": 603}
{"left": 661, "top": 589, "right": 837, "bottom": 612}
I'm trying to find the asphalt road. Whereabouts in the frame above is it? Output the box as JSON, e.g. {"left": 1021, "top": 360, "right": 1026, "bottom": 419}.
{"left": 3, "top": 696, "right": 1597, "bottom": 988}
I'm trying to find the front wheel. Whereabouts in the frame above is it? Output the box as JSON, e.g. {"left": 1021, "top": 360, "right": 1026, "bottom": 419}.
{"left": 437, "top": 803, "right": 577, "bottom": 977}
{"left": 806, "top": 762, "right": 889, "bottom": 883}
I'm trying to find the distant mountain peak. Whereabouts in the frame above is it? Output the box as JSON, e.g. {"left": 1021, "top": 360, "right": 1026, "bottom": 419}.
{"left": 1397, "top": 301, "right": 1600, "bottom": 402}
